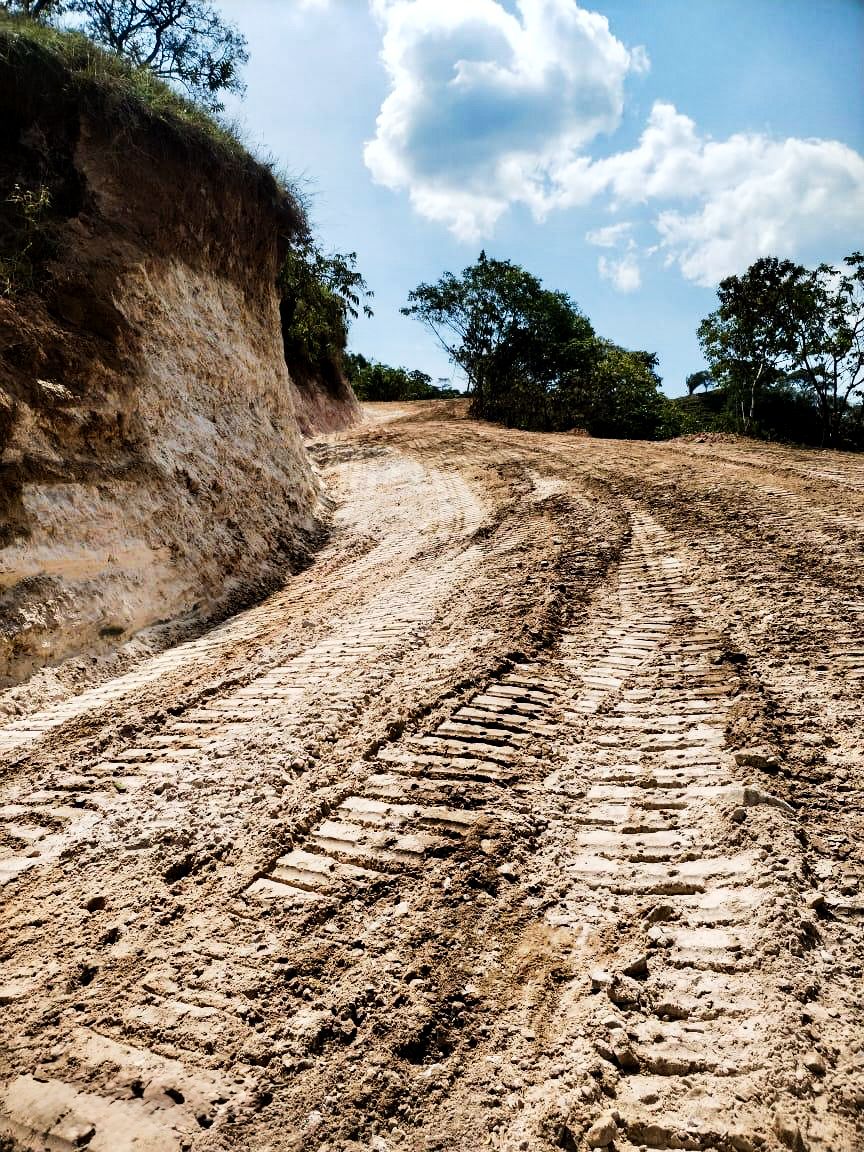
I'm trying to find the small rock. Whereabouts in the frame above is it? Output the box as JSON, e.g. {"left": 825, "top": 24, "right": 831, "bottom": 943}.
{"left": 802, "top": 1050, "right": 826, "bottom": 1076}
{"left": 731, "top": 807, "right": 747, "bottom": 824}
{"left": 729, "top": 1136, "right": 755, "bottom": 1152}
{"left": 734, "top": 749, "right": 780, "bottom": 773}
{"left": 590, "top": 969, "right": 613, "bottom": 991}
{"left": 585, "top": 1113, "right": 617, "bottom": 1148}
{"left": 608, "top": 975, "right": 642, "bottom": 1008}
{"left": 645, "top": 904, "right": 676, "bottom": 924}
{"left": 620, "top": 953, "right": 648, "bottom": 979}
{"left": 773, "top": 1111, "right": 805, "bottom": 1150}
{"left": 52, "top": 1122, "right": 96, "bottom": 1146}
{"left": 305, "top": 1110, "right": 324, "bottom": 1133}
{"left": 612, "top": 1042, "right": 640, "bottom": 1073}
{"left": 593, "top": 1039, "right": 617, "bottom": 1066}
{"left": 804, "top": 891, "right": 826, "bottom": 913}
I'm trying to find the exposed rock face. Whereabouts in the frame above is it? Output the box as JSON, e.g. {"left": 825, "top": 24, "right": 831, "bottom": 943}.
{"left": 0, "top": 40, "right": 342, "bottom": 686}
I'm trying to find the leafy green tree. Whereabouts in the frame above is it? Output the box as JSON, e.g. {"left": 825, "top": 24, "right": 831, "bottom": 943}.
{"left": 699, "top": 253, "right": 864, "bottom": 446}
{"left": 402, "top": 251, "right": 596, "bottom": 430}
{"left": 1, "top": 0, "right": 248, "bottom": 109}
{"left": 587, "top": 343, "right": 676, "bottom": 440}
{"left": 0, "top": 0, "right": 65, "bottom": 18}
{"left": 686, "top": 370, "right": 715, "bottom": 395}
{"left": 278, "top": 239, "right": 372, "bottom": 384}
{"left": 698, "top": 258, "right": 792, "bottom": 433}
{"left": 403, "top": 252, "right": 671, "bottom": 438}
{"left": 345, "top": 353, "right": 458, "bottom": 402}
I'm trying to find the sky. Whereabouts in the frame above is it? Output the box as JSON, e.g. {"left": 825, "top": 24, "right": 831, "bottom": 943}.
{"left": 217, "top": 0, "right": 864, "bottom": 395}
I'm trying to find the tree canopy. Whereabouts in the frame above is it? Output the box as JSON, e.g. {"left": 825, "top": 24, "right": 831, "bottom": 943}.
{"left": 698, "top": 253, "right": 864, "bottom": 447}
{"left": 278, "top": 239, "right": 373, "bottom": 386}
{"left": 1, "top": 0, "right": 247, "bottom": 109}
{"left": 345, "top": 354, "right": 459, "bottom": 403}
{"left": 402, "top": 252, "right": 673, "bottom": 439}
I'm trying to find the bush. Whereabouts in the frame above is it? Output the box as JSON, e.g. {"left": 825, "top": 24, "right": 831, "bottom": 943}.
{"left": 277, "top": 242, "right": 372, "bottom": 387}
{"left": 345, "top": 353, "right": 459, "bottom": 401}
{"left": 0, "top": 181, "right": 53, "bottom": 295}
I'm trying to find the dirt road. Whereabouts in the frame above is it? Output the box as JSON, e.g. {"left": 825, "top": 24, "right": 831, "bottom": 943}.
{"left": 1, "top": 402, "right": 862, "bottom": 1152}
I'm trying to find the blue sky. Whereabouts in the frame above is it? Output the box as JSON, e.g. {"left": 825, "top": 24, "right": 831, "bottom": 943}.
{"left": 218, "top": 0, "right": 864, "bottom": 394}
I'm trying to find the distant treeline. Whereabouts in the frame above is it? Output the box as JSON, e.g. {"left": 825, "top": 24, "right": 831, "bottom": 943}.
{"left": 681, "top": 253, "right": 864, "bottom": 450}
{"left": 395, "top": 250, "right": 863, "bottom": 448}
{"left": 344, "top": 353, "right": 460, "bottom": 402}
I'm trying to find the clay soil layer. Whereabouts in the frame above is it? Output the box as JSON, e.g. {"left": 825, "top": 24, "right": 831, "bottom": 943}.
{"left": 0, "top": 402, "right": 862, "bottom": 1152}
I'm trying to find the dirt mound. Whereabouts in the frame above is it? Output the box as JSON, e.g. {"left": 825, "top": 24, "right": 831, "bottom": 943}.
{"left": 0, "top": 30, "right": 350, "bottom": 687}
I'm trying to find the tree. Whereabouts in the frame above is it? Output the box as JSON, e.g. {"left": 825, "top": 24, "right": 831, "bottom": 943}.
{"left": 698, "top": 253, "right": 864, "bottom": 446}
{"left": 402, "top": 251, "right": 596, "bottom": 430}
{"left": 402, "top": 253, "right": 672, "bottom": 437}
{"left": 0, "top": 0, "right": 248, "bottom": 110}
{"left": 278, "top": 239, "right": 372, "bottom": 384}
{"left": 698, "top": 258, "right": 793, "bottom": 433}
{"left": 588, "top": 343, "right": 675, "bottom": 440}
{"left": 345, "top": 354, "right": 458, "bottom": 402}
{"left": 0, "top": 0, "right": 65, "bottom": 18}
{"left": 686, "top": 370, "right": 715, "bottom": 395}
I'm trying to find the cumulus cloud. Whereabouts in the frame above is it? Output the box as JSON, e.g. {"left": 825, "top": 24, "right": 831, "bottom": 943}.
{"left": 364, "top": 0, "right": 647, "bottom": 239}
{"left": 587, "top": 221, "right": 640, "bottom": 291}
{"left": 585, "top": 221, "right": 633, "bottom": 249}
{"left": 597, "top": 253, "right": 641, "bottom": 292}
{"left": 363, "top": 2, "right": 864, "bottom": 286}
{"left": 551, "top": 102, "right": 864, "bottom": 284}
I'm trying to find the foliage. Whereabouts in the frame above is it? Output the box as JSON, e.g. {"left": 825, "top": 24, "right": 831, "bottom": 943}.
{"left": 0, "top": 13, "right": 260, "bottom": 167}
{"left": 345, "top": 353, "right": 459, "bottom": 402}
{"left": 402, "top": 251, "right": 597, "bottom": 429}
{"left": 698, "top": 253, "right": 864, "bottom": 447}
{"left": 71, "top": 0, "right": 246, "bottom": 110}
{"left": 278, "top": 239, "right": 372, "bottom": 384}
{"left": 402, "top": 252, "right": 671, "bottom": 439}
{"left": 0, "top": 0, "right": 247, "bottom": 110}
{"left": 0, "top": 181, "right": 53, "bottom": 296}
{"left": 587, "top": 343, "right": 680, "bottom": 440}
{"left": 686, "top": 369, "right": 715, "bottom": 395}
{"left": 0, "top": 0, "right": 64, "bottom": 17}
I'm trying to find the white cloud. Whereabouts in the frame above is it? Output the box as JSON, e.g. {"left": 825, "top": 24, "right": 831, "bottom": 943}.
{"left": 552, "top": 103, "right": 864, "bottom": 284}
{"left": 587, "top": 221, "right": 640, "bottom": 291}
{"left": 364, "top": 0, "right": 648, "bottom": 240}
{"left": 597, "top": 253, "right": 641, "bottom": 292}
{"left": 585, "top": 221, "right": 633, "bottom": 248}
{"left": 363, "top": 3, "right": 864, "bottom": 284}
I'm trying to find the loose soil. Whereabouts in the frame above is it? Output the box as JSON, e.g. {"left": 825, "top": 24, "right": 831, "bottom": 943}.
{"left": 1, "top": 401, "right": 862, "bottom": 1152}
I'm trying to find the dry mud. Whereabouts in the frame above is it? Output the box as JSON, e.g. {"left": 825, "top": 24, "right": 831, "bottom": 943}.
{"left": 0, "top": 402, "right": 862, "bottom": 1152}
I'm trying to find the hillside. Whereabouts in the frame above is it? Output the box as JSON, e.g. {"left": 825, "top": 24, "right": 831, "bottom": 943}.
{"left": 0, "top": 20, "right": 356, "bottom": 687}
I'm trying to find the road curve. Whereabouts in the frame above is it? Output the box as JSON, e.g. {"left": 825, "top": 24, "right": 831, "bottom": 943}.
{"left": 1, "top": 402, "right": 862, "bottom": 1152}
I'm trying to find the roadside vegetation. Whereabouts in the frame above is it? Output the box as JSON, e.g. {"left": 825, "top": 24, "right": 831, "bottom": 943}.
{"left": 0, "top": 3, "right": 370, "bottom": 395}
{"left": 684, "top": 252, "right": 864, "bottom": 449}
{"left": 403, "top": 252, "right": 679, "bottom": 439}
{"left": 344, "top": 354, "right": 460, "bottom": 402}
{"left": 0, "top": 0, "right": 246, "bottom": 110}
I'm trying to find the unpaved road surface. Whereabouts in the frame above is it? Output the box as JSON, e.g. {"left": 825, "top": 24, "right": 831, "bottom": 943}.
{"left": 1, "top": 403, "right": 863, "bottom": 1152}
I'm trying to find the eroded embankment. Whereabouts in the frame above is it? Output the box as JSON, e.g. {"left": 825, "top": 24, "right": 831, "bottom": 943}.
{"left": 0, "top": 30, "right": 354, "bottom": 687}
